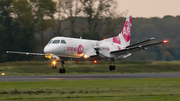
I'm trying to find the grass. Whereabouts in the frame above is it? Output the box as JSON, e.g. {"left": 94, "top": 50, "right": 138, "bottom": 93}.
{"left": 0, "top": 78, "right": 180, "bottom": 100}
{"left": 1, "top": 61, "right": 180, "bottom": 75}
{"left": 0, "top": 61, "right": 180, "bottom": 75}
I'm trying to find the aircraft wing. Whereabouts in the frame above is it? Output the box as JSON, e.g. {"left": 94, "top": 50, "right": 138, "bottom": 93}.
{"left": 6, "top": 51, "right": 45, "bottom": 56}
{"left": 110, "top": 40, "right": 168, "bottom": 55}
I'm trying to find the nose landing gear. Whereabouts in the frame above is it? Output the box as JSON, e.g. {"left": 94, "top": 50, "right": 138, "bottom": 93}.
{"left": 51, "top": 60, "right": 66, "bottom": 74}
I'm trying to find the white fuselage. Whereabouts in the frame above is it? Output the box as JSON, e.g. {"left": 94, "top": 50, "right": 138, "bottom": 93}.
{"left": 43, "top": 37, "right": 127, "bottom": 60}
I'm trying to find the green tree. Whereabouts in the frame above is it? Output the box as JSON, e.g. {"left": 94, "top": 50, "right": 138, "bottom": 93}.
{"left": 0, "top": 0, "right": 57, "bottom": 62}
{"left": 79, "top": 0, "right": 120, "bottom": 40}
{"left": 12, "top": 0, "right": 56, "bottom": 49}
{"left": 0, "top": 0, "right": 33, "bottom": 62}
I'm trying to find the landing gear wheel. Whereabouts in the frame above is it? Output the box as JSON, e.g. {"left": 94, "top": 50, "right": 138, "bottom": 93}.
{"left": 109, "top": 65, "right": 113, "bottom": 71}
{"left": 59, "top": 68, "right": 66, "bottom": 74}
{"left": 109, "top": 65, "right": 116, "bottom": 71}
{"left": 112, "top": 65, "right": 116, "bottom": 70}
{"left": 62, "top": 68, "right": 66, "bottom": 73}
{"left": 109, "top": 59, "right": 116, "bottom": 71}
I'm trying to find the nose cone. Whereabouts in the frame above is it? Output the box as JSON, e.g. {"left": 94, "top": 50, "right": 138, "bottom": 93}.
{"left": 44, "top": 46, "right": 52, "bottom": 53}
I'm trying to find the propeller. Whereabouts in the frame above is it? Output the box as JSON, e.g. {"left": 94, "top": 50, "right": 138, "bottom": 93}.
{"left": 93, "top": 41, "right": 101, "bottom": 55}
{"left": 94, "top": 46, "right": 99, "bottom": 55}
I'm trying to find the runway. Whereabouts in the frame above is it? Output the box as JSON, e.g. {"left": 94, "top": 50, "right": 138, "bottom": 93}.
{"left": 0, "top": 73, "right": 180, "bottom": 81}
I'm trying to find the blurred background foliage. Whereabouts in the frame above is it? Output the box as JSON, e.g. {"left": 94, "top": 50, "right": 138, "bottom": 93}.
{"left": 0, "top": 0, "right": 179, "bottom": 62}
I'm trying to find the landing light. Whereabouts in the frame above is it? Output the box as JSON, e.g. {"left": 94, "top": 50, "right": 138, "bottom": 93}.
{"left": 163, "top": 40, "right": 168, "bottom": 43}
{"left": 84, "top": 55, "right": 88, "bottom": 59}
{"left": 94, "top": 60, "right": 97, "bottom": 63}
{"left": 103, "top": 38, "right": 106, "bottom": 40}
{"left": 52, "top": 60, "right": 56, "bottom": 65}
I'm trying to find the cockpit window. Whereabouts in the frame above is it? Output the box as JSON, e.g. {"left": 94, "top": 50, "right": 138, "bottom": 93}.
{"left": 48, "top": 40, "right": 52, "bottom": 44}
{"left": 52, "top": 40, "right": 60, "bottom": 44}
{"left": 61, "top": 40, "right": 66, "bottom": 44}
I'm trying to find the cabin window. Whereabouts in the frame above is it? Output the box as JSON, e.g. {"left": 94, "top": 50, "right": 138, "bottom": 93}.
{"left": 52, "top": 40, "right": 60, "bottom": 44}
{"left": 61, "top": 40, "right": 66, "bottom": 44}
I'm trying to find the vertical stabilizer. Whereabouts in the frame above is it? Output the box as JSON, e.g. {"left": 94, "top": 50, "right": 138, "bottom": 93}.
{"left": 103, "top": 15, "right": 132, "bottom": 47}
{"left": 118, "top": 15, "right": 132, "bottom": 46}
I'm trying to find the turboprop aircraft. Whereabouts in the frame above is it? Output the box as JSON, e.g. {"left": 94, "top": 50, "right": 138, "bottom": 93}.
{"left": 7, "top": 15, "right": 169, "bottom": 74}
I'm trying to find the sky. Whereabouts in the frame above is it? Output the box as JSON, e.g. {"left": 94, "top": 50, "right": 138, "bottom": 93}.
{"left": 117, "top": 0, "right": 180, "bottom": 18}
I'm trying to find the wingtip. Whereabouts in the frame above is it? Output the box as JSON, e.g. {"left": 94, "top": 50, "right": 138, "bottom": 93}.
{"left": 163, "top": 40, "right": 169, "bottom": 43}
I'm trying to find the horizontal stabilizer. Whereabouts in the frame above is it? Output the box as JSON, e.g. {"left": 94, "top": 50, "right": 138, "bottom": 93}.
{"left": 126, "top": 37, "right": 155, "bottom": 48}
{"left": 111, "top": 40, "right": 169, "bottom": 55}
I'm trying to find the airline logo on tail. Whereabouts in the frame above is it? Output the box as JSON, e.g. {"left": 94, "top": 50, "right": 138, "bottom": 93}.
{"left": 122, "top": 15, "right": 132, "bottom": 42}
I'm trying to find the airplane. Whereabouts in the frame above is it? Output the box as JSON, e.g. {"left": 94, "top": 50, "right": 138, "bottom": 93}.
{"left": 6, "top": 15, "right": 169, "bottom": 74}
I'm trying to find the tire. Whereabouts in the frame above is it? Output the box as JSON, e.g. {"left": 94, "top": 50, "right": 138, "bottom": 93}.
{"left": 112, "top": 65, "right": 116, "bottom": 70}
{"left": 59, "top": 68, "right": 62, "bottom": 74}
{"left": 109, "top": 65, "right": 113, "bottom": 71}
{"left": 62, "top": 68, "right": 66, "bottom": 73}
{"left": 59, "top": 68, "right": 66, "bottom": 74}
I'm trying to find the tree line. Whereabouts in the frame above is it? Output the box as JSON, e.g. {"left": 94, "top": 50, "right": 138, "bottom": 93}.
{"left": 0, "top": 0, "right": 179, "bottom": 62}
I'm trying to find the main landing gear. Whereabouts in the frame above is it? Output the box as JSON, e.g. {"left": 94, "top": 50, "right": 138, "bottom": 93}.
{"left": 59, "top": 61, "right": 66, "bottom": 74}
{"left": 109, "top": 59, "right": 116, "bottom": 71}
{"left": 52, "top": 60, "right": 66, "bottom": 74}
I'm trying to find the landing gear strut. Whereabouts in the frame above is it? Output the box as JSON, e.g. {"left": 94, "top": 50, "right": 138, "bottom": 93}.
{"left": 59, "top": 61, "right": 66, "bottom": 74}
{"left": 109, "top": 59, "right": 116, "bottom": 71}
